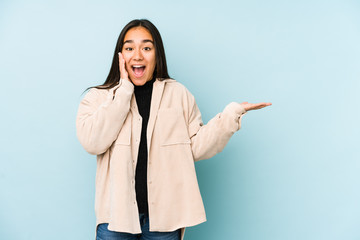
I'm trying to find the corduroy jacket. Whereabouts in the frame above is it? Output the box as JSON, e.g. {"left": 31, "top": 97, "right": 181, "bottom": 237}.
{"left": 76, "top": 78, "right": 247, "bottom": 239}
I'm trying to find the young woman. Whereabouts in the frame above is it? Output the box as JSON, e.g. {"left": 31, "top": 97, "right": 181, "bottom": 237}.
{"left": 76, "top": 19, "right": 271, "bottom": 240}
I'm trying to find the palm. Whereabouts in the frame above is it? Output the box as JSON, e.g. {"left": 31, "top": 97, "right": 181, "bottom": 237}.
{"left": 240, "top": 102, "right": 272, "bottom": 111}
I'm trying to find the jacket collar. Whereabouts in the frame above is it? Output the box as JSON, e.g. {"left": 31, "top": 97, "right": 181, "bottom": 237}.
{"left": 130, "top": 78, "right": 175, "bottom": 151}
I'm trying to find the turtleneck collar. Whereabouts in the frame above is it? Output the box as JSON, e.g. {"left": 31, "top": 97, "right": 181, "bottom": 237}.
{"left": 134, "top": 78, "right": 156, "bottom": 93}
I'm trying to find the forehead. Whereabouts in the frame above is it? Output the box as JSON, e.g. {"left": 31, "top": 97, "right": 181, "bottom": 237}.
{"left": 123, "top": 26, "right": 153, "bottom": 43}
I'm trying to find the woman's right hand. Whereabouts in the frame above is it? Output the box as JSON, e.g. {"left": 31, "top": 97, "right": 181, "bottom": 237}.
{"left": 118, "top": 52, "right": 129, "bottom": 81}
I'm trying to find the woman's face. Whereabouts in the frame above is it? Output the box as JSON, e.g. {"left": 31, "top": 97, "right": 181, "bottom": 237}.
{"left": 122, "top": 26, "right": 156, "bottom": 86}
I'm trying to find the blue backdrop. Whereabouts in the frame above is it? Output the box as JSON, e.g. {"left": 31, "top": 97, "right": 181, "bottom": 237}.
{"left": 1, "top": 0, "right": 359, "bottom": 239}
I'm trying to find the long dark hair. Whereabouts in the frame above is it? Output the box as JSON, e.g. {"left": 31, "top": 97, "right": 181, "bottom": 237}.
{"left": 89, "top": 19, "right": 171, "bottom": 91}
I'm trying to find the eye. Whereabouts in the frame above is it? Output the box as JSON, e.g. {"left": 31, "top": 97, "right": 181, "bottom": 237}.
{"left": 143, "top": 47, "right": 152, "bottom": 51}
{"left": 124, "top": 47, "right": 133, "bottom": 51}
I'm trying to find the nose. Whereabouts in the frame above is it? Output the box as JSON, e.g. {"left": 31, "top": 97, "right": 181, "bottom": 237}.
{"left": 133, "top": 48, "right": 143, "bottom": 61}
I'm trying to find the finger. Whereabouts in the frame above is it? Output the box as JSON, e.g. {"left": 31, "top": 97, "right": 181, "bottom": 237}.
{"left": 118, "top": 52, "right": 124, "bottom": 71}
{"left": 260, "top": 102, "right": 272, "bottom": 106}
{"left": 118, "top": 52, "right": 128, "bottom": 79}
{"left": 259, "top": 102, "right": 272, "bottom": 108}
{"left": 244, "top": 102, "right": 272, "bottom": 111}
{"left": 253, "top": 103, "right": 271, "bottom": 109}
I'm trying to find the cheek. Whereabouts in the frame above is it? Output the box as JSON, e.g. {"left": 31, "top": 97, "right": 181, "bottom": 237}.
{"left": 121, "top": 52, "right": 131, "bottom": 63}
{"left": 150, "top": 55, "right": 156, "bottom": 69}
{"left": 123, "top": 57, "right": 131, "bottom": 70}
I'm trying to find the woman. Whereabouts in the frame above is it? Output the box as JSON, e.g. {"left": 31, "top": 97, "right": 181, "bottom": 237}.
{"left": 76, "top": 19, "right": 271, "bottom": 240}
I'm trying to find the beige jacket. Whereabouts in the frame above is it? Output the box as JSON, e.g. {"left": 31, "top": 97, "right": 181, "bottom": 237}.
{"left": 76, "top": 78, "right": 246, "bottom": 239}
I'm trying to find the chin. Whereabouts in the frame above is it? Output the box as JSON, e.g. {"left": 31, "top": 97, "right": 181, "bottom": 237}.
{"left": 131, "top": 78, "right": 147, "bottom": 86}
{"left": 130, "top": 76, "right": 152, "bottom": 86}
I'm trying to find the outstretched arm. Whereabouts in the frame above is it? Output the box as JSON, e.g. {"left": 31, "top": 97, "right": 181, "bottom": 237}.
{"left": 189, "top": 97, "right": 271, "bottom": 161}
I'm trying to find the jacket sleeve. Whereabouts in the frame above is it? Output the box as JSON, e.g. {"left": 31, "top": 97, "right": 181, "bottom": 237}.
{"left": 76, "top": 79, "right": 134, "bottom": 155}
{"left": 187, "top": 94, "right": 247, "bottom": 161}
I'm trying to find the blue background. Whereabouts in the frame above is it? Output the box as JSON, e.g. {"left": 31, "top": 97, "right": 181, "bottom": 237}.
{"left": 1, "top": 0, "right": 359, "bottom": 239}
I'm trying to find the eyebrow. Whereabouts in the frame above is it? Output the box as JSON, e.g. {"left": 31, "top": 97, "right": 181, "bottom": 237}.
{"left": 123, "top": 39, "right": 154, "bottom": 44}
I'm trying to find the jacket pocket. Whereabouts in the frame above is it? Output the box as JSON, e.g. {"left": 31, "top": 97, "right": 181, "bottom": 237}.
{"left": 158, "top": 108, "right": 191, "bottom": 146}
{"left": 114, "top": 117, "right": 131, "bottom": 146}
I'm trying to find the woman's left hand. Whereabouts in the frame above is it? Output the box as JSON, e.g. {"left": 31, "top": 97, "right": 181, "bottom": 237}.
{"left": 240, "top": 102, "right": 272, "bottom": 111}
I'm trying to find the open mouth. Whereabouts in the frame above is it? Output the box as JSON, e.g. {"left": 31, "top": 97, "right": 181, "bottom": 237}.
{"left": 132, "top": 65, "right": 146, "bottom": 78}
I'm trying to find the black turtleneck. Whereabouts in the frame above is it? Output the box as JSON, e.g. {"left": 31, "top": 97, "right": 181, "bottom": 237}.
{"left": 134, "top": 78, "right": 155, "bottom": 215}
